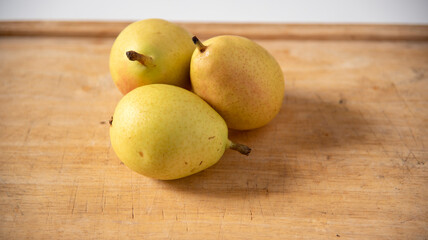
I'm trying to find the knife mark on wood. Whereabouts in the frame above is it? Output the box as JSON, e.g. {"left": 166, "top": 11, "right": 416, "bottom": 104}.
{"left": 71, "top": 185, "right": 78, "bottom": 215}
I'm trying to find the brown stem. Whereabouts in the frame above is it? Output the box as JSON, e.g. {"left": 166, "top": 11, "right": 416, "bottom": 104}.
{"left": 229, "top": 142, "right": 251, "bottom": 156}
{"left": 192, "top": 36, "right": 207, "bottom": 53}
{"left": 126, "top": 51, "right": 155, "bottom": 67}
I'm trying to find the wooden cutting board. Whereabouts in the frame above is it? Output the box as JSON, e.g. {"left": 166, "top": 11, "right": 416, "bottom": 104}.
{"left": 0, "top": 22, "right": 427, "bottom": 239}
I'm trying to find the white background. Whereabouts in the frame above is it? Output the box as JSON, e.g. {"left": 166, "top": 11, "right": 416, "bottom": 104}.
{"left": 0, "top": 0, "right": 428, "bottom": 24}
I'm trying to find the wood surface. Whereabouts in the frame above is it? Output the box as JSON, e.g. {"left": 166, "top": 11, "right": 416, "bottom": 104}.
{"left": 1, "top": 21, "right": 428, "bottom": 41}
{"left": 0, "top": 21, "right": 427, "bottom": 239}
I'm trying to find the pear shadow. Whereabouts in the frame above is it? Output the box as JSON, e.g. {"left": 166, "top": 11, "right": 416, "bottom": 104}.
{"left": 155, "top": 93, "right": 370, "bottom": 198}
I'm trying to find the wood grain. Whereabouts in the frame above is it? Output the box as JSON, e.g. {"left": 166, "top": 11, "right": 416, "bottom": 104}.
{"left": 0, "top": 22, "right": 427, "bottom": 239}
{"left": 1, "top": 21, "right": 428, "bottom": 40}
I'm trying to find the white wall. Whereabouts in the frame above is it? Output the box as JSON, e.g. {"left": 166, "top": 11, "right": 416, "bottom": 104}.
{"left": 1, "top": 0, "right": 428, "bottom": 24}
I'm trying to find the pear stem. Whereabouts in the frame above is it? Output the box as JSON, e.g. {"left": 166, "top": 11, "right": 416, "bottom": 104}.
{"left": 126, "top": 51, "right": 155, "bottom": 67}
{"left": 229, "top": 141, "right": 251, "bottom": 156}
{"left": 192, "top": 36, "right": 207, "bottom": 53}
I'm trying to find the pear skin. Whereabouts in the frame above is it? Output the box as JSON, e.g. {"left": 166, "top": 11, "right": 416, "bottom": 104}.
{"left": 190, "top": 35, "right": 285, "bottom": 130}
{"left": 109, "top": 84, "right": 250, "bottom": 180}
{"left": 110, "top": 19, "right": 195, "bottom": 94}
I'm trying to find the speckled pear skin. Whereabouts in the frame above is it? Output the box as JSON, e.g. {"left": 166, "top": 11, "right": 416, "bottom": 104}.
{"left": 109, "top": 19, "right": 195, "bottom": 95}
{"left": 190, "top": 35, "right": 285, "bottom": 130}
{"left": 109, "top": 84, "right": 230, "bottom": 180}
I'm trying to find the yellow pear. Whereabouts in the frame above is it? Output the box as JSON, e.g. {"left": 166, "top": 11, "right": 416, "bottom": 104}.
{"left": 190, "top": 35, "right": 285, "bottom": 130}
{"left": 109, "top": 19, "right": 195, "bottom": 94}
{"left": 109, "top": 84, "right": 250, "bottom": 180}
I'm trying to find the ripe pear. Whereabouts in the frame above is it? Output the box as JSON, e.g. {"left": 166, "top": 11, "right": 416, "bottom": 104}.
{"left": 109, "top": 19, "right": 195, "bottom": 94}
{"left": 190, "top": 35, "right": 285, "bottom": 130}
{"left": 109, "top": 84, "right": 250, "bottom": 180}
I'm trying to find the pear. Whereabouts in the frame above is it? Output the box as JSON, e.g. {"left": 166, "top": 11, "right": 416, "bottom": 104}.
{"left": 109, "top": 84, "right": 250, "bottom": 180}
{"left": 109, "top": 19, "right": 195, "bottom": 94}
{"left": 190, "top": 35, "right": 285, "bottom": 130}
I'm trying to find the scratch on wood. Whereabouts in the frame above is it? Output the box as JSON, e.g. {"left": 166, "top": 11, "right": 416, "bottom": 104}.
{"left": 407, "top": 126, "right": 419, "bottom": 147}
{"left": 263, "top": 187, "right": 269, "bottom": 194}
{"left": 131, "top": 173, "right": 134, "bottom": 219}
{"left": 217, "top": 209, "right": 226, "bottom": 239}
{"left": 167, "top": 220, "right": 177, "bottom": 239}
{"left": 71, "top": 185, "right": 78, "bottom": 215}
{"left": 383, "top": 110, "right": 406, "bottom": 146}
{"left": 59, "top": 150, "right": 65, "bottom": 173}
{"left": 315, "top": 93, "right": 324, "bottom": 103}
{"left": 147, "top": 190, "right": 158, "bottom": 214}
{"left": 399, "top": 151, "right": 410, "bottom": 163}
{"left": 397, "top": 151, "right": 413, "bottom": 175}
{"left": 132, "top": 205, "right": 134, "bottom": 219}
{"left": 394, "top": 82, "right": 416, "bottom": 114}
{"left": 400, "top": 217, "right": 416, "bottom": 224}
{"left": 45, "top": 201, "right": 50, "bottom": 224}
{"left": 415, "top": 156, "right": 425, "bottom": 165}
{"left": 258, "top": 200, "right": 266, "bottom": 221}
{"left": 359, "top": 110, "right": 389, "bottom": 157}
{"left": 23, "top": 124, "right": 32, "bottom": 143}
{"left": 116, "top": 193, "right": 119, "bottom": 215}
{"left": 14, "top": 204, "right": 24, "bottom": 222}
{"left": 183, "top": 204, "right": 189, "bottom": 234}
{"left": 101, "top": 177, "right": 105, "bottom": 214}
